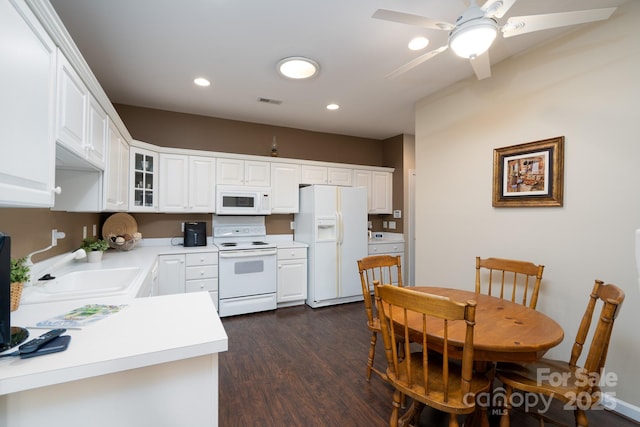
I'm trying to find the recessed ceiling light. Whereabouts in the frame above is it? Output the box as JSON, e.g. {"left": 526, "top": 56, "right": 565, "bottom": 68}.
{"left": 326, "top": 103, "right": 339, "bottom": 110}
{"left": 194, "top": 77, "right": 211, "bottom": 87}
{"left": 408, "top": 36, "right": 429, "bottom": 51}
{"left": 277, "top": 57, "right": 319, "bottom": 79}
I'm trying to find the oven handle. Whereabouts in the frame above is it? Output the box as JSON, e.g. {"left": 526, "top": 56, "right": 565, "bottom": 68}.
{"left": 219, "top": 248, "right": 277, "bottom": 258}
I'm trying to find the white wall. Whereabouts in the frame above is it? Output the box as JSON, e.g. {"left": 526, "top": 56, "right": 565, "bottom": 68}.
{"left": 415, "top": 0, "right": 640, "bottom": 412}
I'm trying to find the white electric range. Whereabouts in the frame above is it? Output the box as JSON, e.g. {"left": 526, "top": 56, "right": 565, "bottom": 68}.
{"left": 213, "top": 219, "right": 277, "bottom": 317}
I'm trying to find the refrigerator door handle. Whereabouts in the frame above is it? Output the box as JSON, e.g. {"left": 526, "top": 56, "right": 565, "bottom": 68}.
{"left": 337, "top": 211, "right": 343, "bottom": 246}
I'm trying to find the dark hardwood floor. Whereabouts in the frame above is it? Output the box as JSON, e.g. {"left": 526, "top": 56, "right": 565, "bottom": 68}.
{"left": 219, "top": 302, "right": 638, "bottom": 427}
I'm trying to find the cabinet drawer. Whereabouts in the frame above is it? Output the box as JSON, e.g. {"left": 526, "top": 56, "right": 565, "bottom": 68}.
{"left": 186, "top": 277, "right": 218, "bottom": 293}
{"left": 186, "top": 265, "right": 217, "bottom": 280}
{"left": 186, "top": 252, "right": 218, "bottom": 266}
{"left": 368, "top": 242, "right": 403, "bottom": 254}
{"left": 277, "top": 247, "right": 307, "bottom": 260}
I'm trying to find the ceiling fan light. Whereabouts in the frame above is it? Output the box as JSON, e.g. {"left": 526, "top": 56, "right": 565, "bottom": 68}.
{"left": 277, "top": 56, "right": 319, "bottom": 79}
{"left": 449, "top": 21, "right": 498, "bottom": 59}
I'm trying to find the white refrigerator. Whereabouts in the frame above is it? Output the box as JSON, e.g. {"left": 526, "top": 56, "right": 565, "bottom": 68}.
{"left": 295, "top": 185, "right": 368, "bottom": 308}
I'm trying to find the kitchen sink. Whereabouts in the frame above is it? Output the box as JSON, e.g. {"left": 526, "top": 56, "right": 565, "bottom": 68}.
{"left": 23, "top": 267, "right": 142, "bottom": 303}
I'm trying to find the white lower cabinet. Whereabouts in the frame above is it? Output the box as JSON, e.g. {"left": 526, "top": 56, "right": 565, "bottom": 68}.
{"left": 367, "top": 241, "right": 405, "bottom": 286}
{"left": 277, "top": 247, "right": 307, "bottom": 306}
{"left": 158, "top": 252, "right": 218, "bottom": 310}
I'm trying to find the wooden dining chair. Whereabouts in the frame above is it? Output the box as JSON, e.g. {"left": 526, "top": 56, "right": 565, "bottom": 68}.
{"left": 357, "top": 255, "right": 403, "bottom": 381}
{"left": 496, "top": 280, "right": 625, "bottom": 427}
{"left": 375, "top": 284, "right": 492, "bottom": 427}
{"left": 475, "top": 256, "right": 545, "bottom": 309}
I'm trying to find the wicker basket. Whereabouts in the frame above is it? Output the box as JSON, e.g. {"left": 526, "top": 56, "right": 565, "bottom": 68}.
{"left": 107, "top": 237, "right": 139, "bottom": 251}
{"left": 10, "top": 282, "right": 23, "bottom": 312}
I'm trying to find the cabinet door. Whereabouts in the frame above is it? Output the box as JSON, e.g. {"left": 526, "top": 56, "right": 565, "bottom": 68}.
{"left": 189, "top": 156, "right": 216, "bottom": 212}
{"left": 130, "top": 147, "right": 158, "bottom": 211}
{"left": 86, "top": 95, "right": 107, "bottom": 170}
{"left": 300, "top": 165, "right": 327, "bottom": 185}
{"left": 371, "top": 171, "right": 392, "bottom": 214}
{"left": 0, "top": 0, "right": 57, "bottom": 207}
{"left": 277, "top": 258, "right": 308, "bottom": 303}
{"left": 353, "top": 170, "right": 372, "bottom": 212}
{"left": 216, "top": 158, "right": 244, "bottom": 185}
{"left": 328, "top": 167, "right": 352, "bottom": 186}
{"left": 245, "top": 160, "right": 270, "bottom": 186}
{"left": 159, "top": 153, "right": 188, "bottom": 212}
{"left": 271, "top": 163, "right": 300, "bottom": 213}
{"left": 56, "top": 52, "right": 87, "bottom": 155}
{"left": 157, "top": 254, "right": 186, "bottom": 295}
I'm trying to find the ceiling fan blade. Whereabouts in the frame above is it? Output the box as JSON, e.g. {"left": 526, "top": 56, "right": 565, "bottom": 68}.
{"left": 372, "top": 9, "right": 454, "bottom": 31}
{"left": 482, "top": 0, "right": 518, "bottom": 19}
{"left": 502, "top": 7, "right": 616, "bottom": 38}
{"left": 385, "top": 45, "right": 449, "bottom": 79}
{"left": 470, "top": 51, "right": 491, "bottom": 80}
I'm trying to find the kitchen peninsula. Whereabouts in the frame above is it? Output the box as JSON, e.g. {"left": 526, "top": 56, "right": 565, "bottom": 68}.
{"left": 0, "top": 273, "right": 227, "bottom": 426}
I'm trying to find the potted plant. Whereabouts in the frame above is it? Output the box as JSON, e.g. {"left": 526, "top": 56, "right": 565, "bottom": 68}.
{"left": 81, "top": 237, "right": 109, "bottom": 263}
{"left": 10, "top": 257, "right": 30, "bottom": 311}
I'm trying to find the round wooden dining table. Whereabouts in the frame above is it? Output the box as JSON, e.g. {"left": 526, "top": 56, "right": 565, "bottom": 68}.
{"left": 392, "top": 286, "right": 564, "bottom": 363}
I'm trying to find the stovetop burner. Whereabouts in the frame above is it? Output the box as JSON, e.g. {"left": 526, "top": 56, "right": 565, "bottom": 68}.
{"left": 252, "top": 241, "right": 268, "bottom": 245}
{"left": 221, "top": 242, "right": 237, "bottom": 247}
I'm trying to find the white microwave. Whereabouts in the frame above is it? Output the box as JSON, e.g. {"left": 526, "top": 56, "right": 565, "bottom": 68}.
{"left": 216, "top": 185, "right": 271, "bottom": 215}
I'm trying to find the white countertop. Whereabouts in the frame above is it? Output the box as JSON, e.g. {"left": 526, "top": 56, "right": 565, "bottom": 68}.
{"left": 1, "top": 292, "right": 227, "bottom": 395}
{"left": 1, "top": 241, "right": 228, "bottom": 396}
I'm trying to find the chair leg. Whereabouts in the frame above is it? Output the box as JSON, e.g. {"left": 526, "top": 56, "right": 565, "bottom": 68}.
{"left": 390, "top": 390, "right": 401, "bottom": 427}
{"left": 448, "top": 413, "right": 460, "bottom": 427}
{"left": 499, "top": 384, "right": 512, "bottom": 427}
{"left": 367, "top": 331, "right": 377, "bottom": 381}
{"left": 574, "top": 408, "right": 589, "bottom": 427}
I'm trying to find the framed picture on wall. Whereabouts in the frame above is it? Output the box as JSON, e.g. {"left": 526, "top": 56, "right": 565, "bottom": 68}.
{"left": 492, "top": 136, "right": 564, "bottom": 207}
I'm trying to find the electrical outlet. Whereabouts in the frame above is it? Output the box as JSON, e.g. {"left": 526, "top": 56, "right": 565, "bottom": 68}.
{"left": 393, "top": 210, "right": 402, "bottom": 219}
{"left": 383, "top": 221, "right": 388, "bottom": 228}
{"left": 82, "top": 226, "right": 87, "bottom": 239}
{"left": 367, "top": 221, "right": 372, "bottom": 229}
{"left": 388, "top": 221, "right": 396, "bottom": 230}
{"left": 290, "top": 221, "right": 295, "bottom": 230}
{"left": 92, "top": 224, "right": 97, "bottom": 236}
{"left": 181, "top": 222, "right": 185, "bottom": 232}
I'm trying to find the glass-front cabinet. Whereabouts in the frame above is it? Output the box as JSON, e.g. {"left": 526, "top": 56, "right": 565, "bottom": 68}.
{"left": 130, "top": 147, "right": 158, "bottom": 211}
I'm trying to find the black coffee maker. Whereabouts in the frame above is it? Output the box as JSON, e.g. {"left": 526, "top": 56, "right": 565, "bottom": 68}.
{"left": 184, "top": 222, "right": 207, "bottom": 247}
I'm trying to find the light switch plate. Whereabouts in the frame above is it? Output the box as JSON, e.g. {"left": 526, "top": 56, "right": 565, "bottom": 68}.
{"left": 389, "top": 221, "right": 396, "bottom": 230}
{"left": 393, "top": 210, "right": 402, "bottom": 219}
{"left": 383, "top": 221, "right": 388, "bottom": 228}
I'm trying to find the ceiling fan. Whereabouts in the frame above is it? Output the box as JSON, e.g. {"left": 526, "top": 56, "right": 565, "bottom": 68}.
{"left": 373, "top": 0, "right": 617, "bottom": 80}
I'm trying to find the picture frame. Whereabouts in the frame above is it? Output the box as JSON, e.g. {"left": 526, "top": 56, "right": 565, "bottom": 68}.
{"left": 492, "top": 136, "right": 564, "bottom": 207}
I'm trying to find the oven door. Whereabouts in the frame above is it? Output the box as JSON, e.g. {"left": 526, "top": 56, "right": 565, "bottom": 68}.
{"left": 218, "top": 248, "right": 277, "bottom": 299}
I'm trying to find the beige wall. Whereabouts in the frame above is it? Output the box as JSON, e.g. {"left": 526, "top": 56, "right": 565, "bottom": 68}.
{"left": 414, "top": 1, "right": 640, "bottom": 409}
{"left": 115, "top": 104, "right": 385, "bottom": 165}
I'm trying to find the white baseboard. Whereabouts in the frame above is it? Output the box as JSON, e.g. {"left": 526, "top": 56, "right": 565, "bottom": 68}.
{"left": 602, "top": 393, "right": 640, "bottom": 422}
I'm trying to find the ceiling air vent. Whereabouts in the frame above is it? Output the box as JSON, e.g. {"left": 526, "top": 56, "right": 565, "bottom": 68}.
{"left": 258, "top": 97, "right": 283, "bottom": 105}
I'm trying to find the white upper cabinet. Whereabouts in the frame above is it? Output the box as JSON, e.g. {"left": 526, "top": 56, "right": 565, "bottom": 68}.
{"left": 300, "top": 165, "right": 352, "bottom": 186}
{"left": 353, "top": 169, "right": 393, "bottom": 214}
{"left": 130, "top": 147, "right": 158, "bottom": 211}
{"left": 271, "top": 163, "right": 300, "bottom": 214}
{"left": 370, "top": 171, "right": 392, "bottom": 214}
{"left": 0, "top": 0, "right": 57, "bottom": 207}
{"left": 104, "top": 120, "right": 129, "bottom": 211}
{"left": 55, "top": 52, "right": 86, "bottom": 155}
{"left": 86, "top": 95, "right": 107, "bottom": 169}
{"left": 189, "top": 156, "right": 216, "bottom": 212}
{"left": 328, "top": 167, "right": 352, "bottom": 186}
{"left": 300, "top": 165, "right": 328, "bottom": 185}
{"left": 216, "top": 158, "right": 270, "bottom": 186}
{"left": 159, "top": 153, "right": 215, "bottom": 213}
{"left": 55, "top": 52, "right": 106, "bottom": 170}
